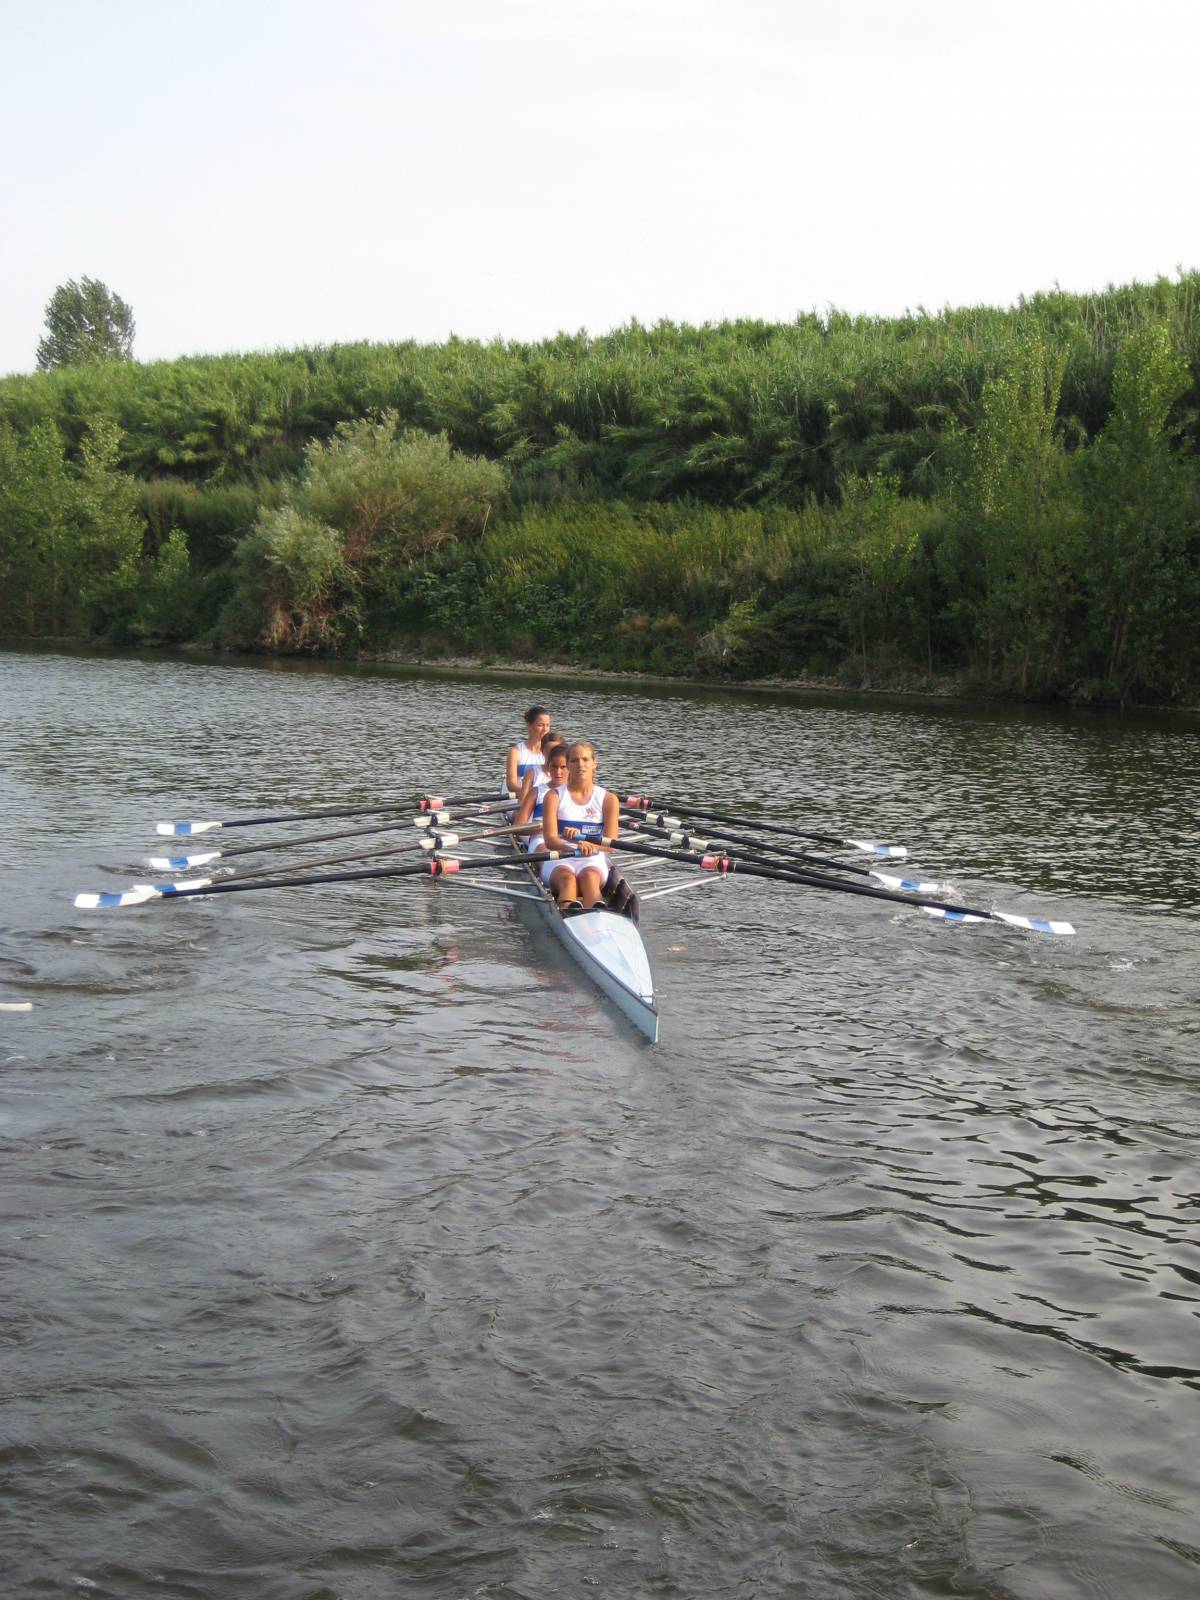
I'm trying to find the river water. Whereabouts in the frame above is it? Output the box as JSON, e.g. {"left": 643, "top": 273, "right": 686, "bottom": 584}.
{"left": 1, "top": 646, "right": 1197, "bottom": 1599}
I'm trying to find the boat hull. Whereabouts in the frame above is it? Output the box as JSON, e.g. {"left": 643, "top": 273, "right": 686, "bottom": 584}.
{"left": 532, "top": 882, "right": 658, "bottom": 1041}
{"left": 512, "top": 853, "right": 658, "bottom": 1042}
{"left": 486, "top": 786, "right": 658, "bottom": 1040}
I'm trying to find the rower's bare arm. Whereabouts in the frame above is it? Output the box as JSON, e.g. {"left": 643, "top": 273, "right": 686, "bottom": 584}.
{"left": 603, "top": 791, "right": 620, "bottom": 841}
{"left": 542, "top": 790, "right": 562, "bottom": 850}
{"left": 505, "top": 749, "right": 521, "bottom": 793}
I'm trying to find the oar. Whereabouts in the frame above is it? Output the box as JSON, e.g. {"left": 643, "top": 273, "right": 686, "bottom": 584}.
{"left": 148, "top": 816, "right": 529, "bottom": 872}
{"left": 604, "top": 837, "right": 1075, "bottom": 934}
{"left": 235, "top": 821, "right": 537, "bottom": 879}
{"left": 149, "top": 814, "right": 428, "bottom": 870}
{"left": 75, "top": 850, "right": 571, "bottom": 910}
{"left": 621, "top": 814, "right": 943, "bottom": 895}
{"left": 188, "top": 835, "right": 446, "bottom": 885}
{"left": 622, "top": 795, "right": 908, "bottom": 858}
{"left": 193, "top": 820, "right": 540, "bottom": 882}
{"left": 91, "top": 825, "right": 540, "bottom": 908}
{"left": 153, "top": 791, "right": 504, "bottom": 837}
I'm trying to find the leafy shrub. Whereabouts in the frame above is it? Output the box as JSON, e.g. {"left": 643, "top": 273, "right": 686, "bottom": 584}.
{"left": 220, "top": 506, "right": 350, "bottom": 652}
{"left": 220, "top": 419, "right": 508, "bottom": 651}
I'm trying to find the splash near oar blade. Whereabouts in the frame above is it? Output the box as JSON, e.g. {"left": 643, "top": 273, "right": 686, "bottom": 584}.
{"left": 993, "top": 912, "right": 1076, "bottom": 936}
{"left": 146, "top": 851, "right": 221, "bottom": 871}
{"left": 870, "top": 871, "right": 945, "bottom": 895}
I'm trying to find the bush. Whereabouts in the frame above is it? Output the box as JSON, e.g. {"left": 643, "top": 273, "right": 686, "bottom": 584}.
{"left": 220, "top": 417, "right": 509, "bottom": 649}
{"left": 220, "top": 505, "right": 350, "bottom": 652}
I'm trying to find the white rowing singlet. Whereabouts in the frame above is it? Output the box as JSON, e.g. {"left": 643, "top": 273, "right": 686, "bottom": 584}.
{"left": 538, "top": 781, "right": 612, "bottom": 889}
{"left": 554, "top": 782, "right": 608, "bottom": 841}
{"left": 511, "top": 738, "right": 544, "bottom": 781}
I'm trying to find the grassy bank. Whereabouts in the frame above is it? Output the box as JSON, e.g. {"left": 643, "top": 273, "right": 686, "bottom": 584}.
{"left": 2, "top": 275, "right": 1198, "bottom": 705}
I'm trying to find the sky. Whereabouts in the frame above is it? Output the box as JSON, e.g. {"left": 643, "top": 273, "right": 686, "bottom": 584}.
{"left": 1, "top": 0, "right": 1197, "bottom": 377}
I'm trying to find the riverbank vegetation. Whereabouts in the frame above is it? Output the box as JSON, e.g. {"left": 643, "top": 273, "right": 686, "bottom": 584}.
{"left": 2, "top": 273, "right": 1198, "bottom": 704}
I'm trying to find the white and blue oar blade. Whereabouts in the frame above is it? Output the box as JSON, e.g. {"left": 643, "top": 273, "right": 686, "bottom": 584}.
{"left": 846, "top": 838, "right": 908, "bottom": 859}
{"left": 921, "top": 906, "right": 989, "bottom": 926}
{"left": 871, "top": 870, "right": 943, "bottom": 895}
{"left": 75, "top": 875, "right": 214, "bottom": 909}
{"left": 75, "top": 885, "right": 161, "bottom": 910}
{"left": 155, "top": 820, "right": 222, "bottom": 837}
{"left": 994, "top": 911, "right": 1076, "bottom": 936}
{"left": 131, "top": 878, "right": 212, "bottom": 898}
{"left": 146, "top": 851, "right": 220, "bottom": 871}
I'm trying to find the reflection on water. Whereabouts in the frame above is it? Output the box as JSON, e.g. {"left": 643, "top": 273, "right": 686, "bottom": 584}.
{"left": 1, "top": 646, "right": 1198, "bottom": 1599}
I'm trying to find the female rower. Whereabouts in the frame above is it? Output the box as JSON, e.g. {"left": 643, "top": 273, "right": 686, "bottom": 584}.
{"left": 540, "top": 742, "right": 620, "bottom": 912}
{"left": 513, "top": 741, "right": 569, "bottom": 855}
{"left": 505, "top": 705, "right": 551, "bottom": 796}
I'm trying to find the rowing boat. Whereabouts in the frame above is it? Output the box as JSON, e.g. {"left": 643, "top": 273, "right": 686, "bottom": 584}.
{"left": 429, "top": 820, "right": 661, "bottom": 1041}
{"left": 512, "top": 849, "right": 659, "bottom": 1042}
{"left": 74, "top": 788, "right": 1078, "bottom": 1045}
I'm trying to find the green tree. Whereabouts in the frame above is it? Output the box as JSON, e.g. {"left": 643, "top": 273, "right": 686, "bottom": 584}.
{"left": 136, "top": 527, "right": 197, "bottom": 644}
{"left": 68, "top": 420, "right": 146, "bottom": 637}
{"left": 0, "top": 420, "right": 73, "bottom": 633}
{"left": 36, "top": 277, "right": 135, "bottom": 370}
{"left": 1077, "top": 322, "right": 1198, "bottom": 701}
{"left": 299, "top": 414, "right": 506, "bottom": 565}
{"left": 838, "top": 474, "right": 920, "bottom": 672}
{"left": 941, "top": 333, "right": 1080, "bottom": 692}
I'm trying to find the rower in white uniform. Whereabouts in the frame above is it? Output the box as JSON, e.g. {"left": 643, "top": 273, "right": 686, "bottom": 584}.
{"left": 540, "top": 742, "right": 621, "bottom": 912}
{"left": 505, "top": 706, "right": 551, "bottom": 796}
{"left": 512, "top": 742, "right": 569, "bottom": 854}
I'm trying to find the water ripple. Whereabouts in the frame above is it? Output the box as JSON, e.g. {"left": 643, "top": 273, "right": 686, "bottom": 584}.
{"left": 2, "top": 647, "right": 1198, "bottom": 1598}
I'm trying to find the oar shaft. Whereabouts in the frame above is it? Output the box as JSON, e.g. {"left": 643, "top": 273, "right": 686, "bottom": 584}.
{"left": 155, "top": 791, "right": 504, "bottom": 836}
{"left": 168, "top": 819, "right": 531, "bottom": 883}
{"left": 198, "top": 816, "right": 421, "bottom": 861}
{"left": 607, "top": 837, "right": 991, "bottom": 919}
{"left": 142, "top": 850, "right": 566, "bottom": 903}
{"left": 623, "top": 813, "right": 873, "bottom": 881}
{"left": 622, "top": 795, "right": 845, "bottom": 847}
{"left": 228, "top": 838, "right": 430, "bottom": 881}
{"left": 622, "top": 795, "right": 899, "bottom": 854}
{"left": 224, "top": 823, "right": 537, "bottom": 883}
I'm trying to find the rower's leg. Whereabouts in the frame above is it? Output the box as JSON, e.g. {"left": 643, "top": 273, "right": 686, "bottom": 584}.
{"left": 576, "top": 865, "right": 605, "bottom": 910}
{"left": 548, "top": 865, "right": 577, "bottom": 907}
